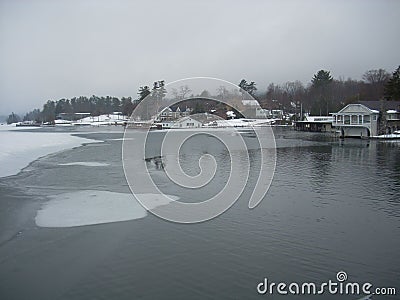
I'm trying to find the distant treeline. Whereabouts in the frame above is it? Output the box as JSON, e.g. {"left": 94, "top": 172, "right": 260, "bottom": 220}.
{"left": 8, "top": 83, "right": 156, "bottom": 124}
{"left": 254, "top": 66, "right": 400, "bottom": 116}
{"left": 8, "top": 96, "right": 137, "bottom": 124}
{"left": 7, "top": 66, "right": 400, "bottom": 124}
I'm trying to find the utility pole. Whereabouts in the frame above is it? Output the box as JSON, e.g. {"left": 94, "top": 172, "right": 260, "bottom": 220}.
{"left": 300, "top": 102, "right": 303, "bottom": 121}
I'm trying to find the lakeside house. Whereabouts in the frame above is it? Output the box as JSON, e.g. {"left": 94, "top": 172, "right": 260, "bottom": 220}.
{"left": 331, "top": 101, "right": 400, "bottom": 137}
{"left": 158, "top": 106, "right": 191, "bottom": 121}
{"left": 171, "top": 116, "right": 203, "bottom": 128}
{"left": 295, "top": 115, "right": 334, "bottom": 132}
{"left": 331, "top": 104, "right": 379, "bottom": 137}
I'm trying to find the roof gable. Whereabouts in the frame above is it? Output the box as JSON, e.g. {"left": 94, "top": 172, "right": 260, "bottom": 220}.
{"left": 359, "top": 100, "right": 400, "bottom": 111}
{"left": 337, "top": 104, "right": 377, "bottom": 114}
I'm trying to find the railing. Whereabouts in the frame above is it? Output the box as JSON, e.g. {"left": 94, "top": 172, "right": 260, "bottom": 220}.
{"left": 332, "top": 122, "right": 370, "bottom": 126}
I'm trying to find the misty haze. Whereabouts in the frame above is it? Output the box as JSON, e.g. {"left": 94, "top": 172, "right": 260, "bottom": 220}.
{"left": 0, "top": 1, "right": 399, "bottom": 300}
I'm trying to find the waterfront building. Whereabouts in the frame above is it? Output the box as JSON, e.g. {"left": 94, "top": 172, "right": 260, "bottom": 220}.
{"left": 331, "top": 101, "right": 400, "bottom": 137}
{"left": 172, "top": 116, "right": 203, "bottom": 128}
{"left": 295, "top": 115, "right": 334, "bottom": 132}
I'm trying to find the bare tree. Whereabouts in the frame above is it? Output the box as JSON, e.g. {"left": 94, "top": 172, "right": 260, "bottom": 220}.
{"left": 170, "top": 85, "right": 192, "bottom": 100}
{"left": 216, "top": 86, "right": 229, "bottom": 99}
{"left": 178, "top": 85, "right": 192, "bottom": 99}
{"left": 283, "top": 81, "right": 305, "bottom": 101}
{"left": 171, "top": 88, "right": 179, "bottom": 100}
{"left": 362, "top": 69, "right": 390, "bottom": 100}
{"left": 362, "top": 69, "right": 390, "bottom": 85}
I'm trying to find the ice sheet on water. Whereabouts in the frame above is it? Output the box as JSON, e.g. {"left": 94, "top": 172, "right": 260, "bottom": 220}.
{"left": 35, "top": 190, "right": 177, "bottom": 227}
{"left": 0, "top": 127, "right": 100, "bottom": 177}
{"left": 106, "top": 137, "right": 134, "bottom": 141}
{"left": 58, "top": 162, "right": 110, "bottom": 167}
{"left": 0, "top": 124, "right": 41, "bottom": 131}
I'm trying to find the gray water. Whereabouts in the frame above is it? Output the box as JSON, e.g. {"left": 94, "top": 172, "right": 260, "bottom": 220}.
{"left": 0, "top": 127, "right": 399, "bottom": 300}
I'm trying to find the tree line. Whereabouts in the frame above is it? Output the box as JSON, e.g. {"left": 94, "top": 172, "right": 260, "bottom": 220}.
{"left": 9, "top": 96, "right": 136, "bottom": 124}
{"left": 241, "top": 66, "right": 400, "bottom": 116}
{"left": 8, "top": 80, "right": 165, "bottom": 124}
{"left": 7, "top": 66, "right": 400, "bottom": 124}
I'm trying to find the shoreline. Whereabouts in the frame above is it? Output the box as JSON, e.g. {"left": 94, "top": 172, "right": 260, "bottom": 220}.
{"left": 0, "top": 128, "right": 101, "bottom": 178}
{"left": 0, "top": 128, "right": 122, "bottom": 245}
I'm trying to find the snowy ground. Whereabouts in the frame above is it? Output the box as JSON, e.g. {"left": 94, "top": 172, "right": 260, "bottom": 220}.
{"left": 203, "top": 118, "right": 277, "bottom": 127}
{"left": 372, "top": 133, "right": 400, "bottom": 139}
{"left": 0, "top": 124, "right": 99, "bottom": 178}
{"left": 71, "top": 114, "right": 128, "bottom": 126}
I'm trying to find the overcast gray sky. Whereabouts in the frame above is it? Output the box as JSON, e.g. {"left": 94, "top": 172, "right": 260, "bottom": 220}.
{"left": 0, "top": 0, "right": 399, "bottom": 115}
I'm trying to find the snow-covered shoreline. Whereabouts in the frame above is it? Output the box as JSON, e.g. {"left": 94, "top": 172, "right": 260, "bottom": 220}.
{"left": 0, "top": 124, "right": 100, "bottom": 178}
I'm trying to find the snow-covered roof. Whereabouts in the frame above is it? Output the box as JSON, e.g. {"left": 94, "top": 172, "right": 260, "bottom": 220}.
{"left": 334, "top": 103, "right": 379, "bottom": 115}
{"left": 304, "top": 116, "right": 333, "bottom": 122}
{"left": 205, "top": 118, "right": 275, "bottom": 127}
{"left": 387, "top": 109, "right": 398, "bottom": 113}
{"left": 54, "top": 119, "right": 72, "bottom": 124}
{"left": 160, "top": 107, "right": 173, "bottom": 113}
{"left": 241, "top": 99, "right": 259, "bottom": 106}
{"left": 175, "top": 116, "right": 203, "bottom": 124}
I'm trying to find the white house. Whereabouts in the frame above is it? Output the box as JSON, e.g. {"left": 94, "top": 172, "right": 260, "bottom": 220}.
{"left": 271, "top": 109, "right": 283, "bottom": 119}
{"left": 172, "top": 116, "right": 203, "bottom": 128}
{"left": 332, "top": 101, "right": 400, "bottom": 137}
{"left": 241, "top": 99, "right": 259, "bottom": 106}
{"left": 331, "top": 104, "right": 379, "bottom": 137}
{"left": 255, "top": 107, "right": 271, "bottom": 118}
{"left": 158, "top": 106, "right": 191, "bottom": 121}
{"left": 386, "top": 109, "right": 400, "bottom": 133}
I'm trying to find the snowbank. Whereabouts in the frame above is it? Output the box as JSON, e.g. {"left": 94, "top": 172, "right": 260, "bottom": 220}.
{"left": 72, "top": 114, "right": 128, "bottom": 126}
{"left": 0, "top": 123, "right": 41, "bottom": 131}
{"left": 372, "top": 133, "right": 400, "bottom": 139}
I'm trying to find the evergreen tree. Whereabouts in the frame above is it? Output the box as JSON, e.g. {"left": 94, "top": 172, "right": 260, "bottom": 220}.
{"left": 6, "top": 112, "right": 21, "bottom": 124}
{"left": 310, "top": 70, "right": 333, "bottom": 115}
{"left": 23, "top": 109, "right": 41, "bottom": 122}
{"left": 311, "top": 70, "right": 333, "bottom": 87}
{"left": 239, "top": 79, "right": 257, "bottom": 97}
{"left": 112, "top": 97, "right": 121, "bottom": 112}
{"left": 121, "top": 97, "right": 134, "bottom": 116}
{"left": 384, "top": 66, "right": 400, "bottom": 101}
{"left": 41, "top": 100, "right": 56, "bottom": 123}
{"left": 152, "top": 80, "right": 167, "bottom": 101}
{"left": 138, "top": 86, "right": 151, "bottom": 101}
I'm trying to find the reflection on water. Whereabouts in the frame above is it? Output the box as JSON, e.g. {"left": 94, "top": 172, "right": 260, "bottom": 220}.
{"left": 145, "top": 156, "right": 165, "bottom": 170}
{"left": 0, "top": 128, "right": 399, "bottom": 300}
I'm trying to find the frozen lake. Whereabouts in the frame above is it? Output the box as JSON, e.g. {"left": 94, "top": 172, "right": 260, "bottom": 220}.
{"left": 0, "top": 126, "right": 399, "bottom": 299}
